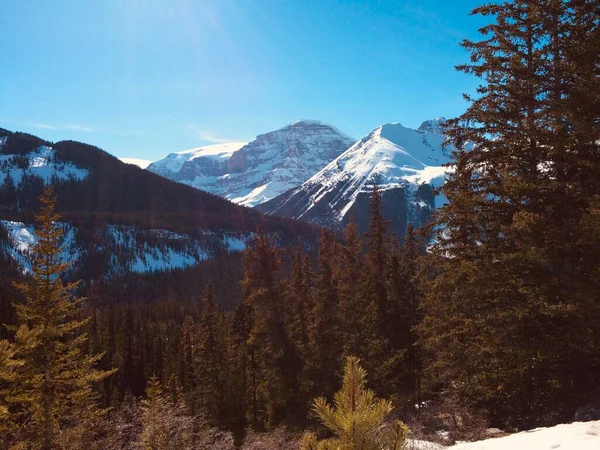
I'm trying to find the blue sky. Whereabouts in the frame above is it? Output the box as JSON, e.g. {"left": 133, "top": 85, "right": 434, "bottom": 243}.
{"left": 0, "top": 0, "right": 486, "bottom": 161}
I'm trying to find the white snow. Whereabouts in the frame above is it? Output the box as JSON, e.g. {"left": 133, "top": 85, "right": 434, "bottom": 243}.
{"left": 222, "top": 234, "right": 247, "bottom": 252}
{"left": 1, "top": 220, "right": 250, "bottom": 275}
{"left": 448, "top": 421, "right": 600, "bottom": 450}
{"left": 183, "top": 142, "right": 248, "bottom": 160}
{"left": 106, "top": 225, "right": 209, "bottom": 273}
{"left": 285, "top": 121, "right": 455, "bottom": 221}
{"left": 0, "top": 220, "right": 80, "bottom": 273}
{"left": 120, "top": 157, "right": 153, "bottom": 169}
{"left": 1, "top": 220, "right": 36, "bottom": 253}
{"left": 406, "top": 439, "right": 445, "bottom": 450}
{"left": 230, "top": 184, "right": 270, "bottom": 206}
{"left": 149, "top": 142, "right": 247, "bottom": 174}
{"left": 0, "top": 145, "right": 89, "bottom": 186}
{"left": 148, "top": 121, "right": 356, "bottom": 207}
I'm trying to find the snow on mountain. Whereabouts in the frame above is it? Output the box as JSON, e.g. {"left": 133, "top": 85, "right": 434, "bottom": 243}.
{"left": 147, "top": 120, "right": 356, "bottom": 207}
{"left": 119, "top": 157, "right": 153, "bottom": 169}
{"left": 257, "top": 118, "right": 457, "bottom": 236}
{"left": 0, "top": 220, "right": 80, "bottom": 273}
{"left": 0, "top": 144, "right": 89, "bottom": 186}
{"left": 0, "top": 220, "right": 252, "bottom": 275}
{"left": 149, "top": 142, "right": 247, "bottom": 176}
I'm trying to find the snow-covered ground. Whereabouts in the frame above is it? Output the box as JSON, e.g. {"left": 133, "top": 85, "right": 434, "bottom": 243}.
{"left": 449, "top": 421, "right": 600, "bottom": 449}
{"left": 409, "top": 421, "right": 600, "bottom": 450}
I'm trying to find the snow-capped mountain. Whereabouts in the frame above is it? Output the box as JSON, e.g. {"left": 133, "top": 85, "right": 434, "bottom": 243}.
{"left": 257, "top": 118, "right": 455, "bottom": 237}
{"left": 147, "top": 120, "right": 356, "bottom": 207}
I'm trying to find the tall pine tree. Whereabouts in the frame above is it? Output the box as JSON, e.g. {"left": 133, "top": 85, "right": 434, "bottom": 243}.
{"left": 1, "top": 186, "right": 115, "bottom": 448}
{"left": 420, "top": 0, "right": 600, "bottom": 426}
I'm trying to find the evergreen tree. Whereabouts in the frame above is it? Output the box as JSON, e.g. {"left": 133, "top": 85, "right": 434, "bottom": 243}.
{"left": 337, "top": 218, "right": 364, "bottom": 358}
{"left": 301, "top": 356, "right": 409, "bottom": 450}
{"left": 308, "top": 229, "right": 341, "bottom": 400}
{"left": 387, "top": 225, "right": 423, "bottom": 404}
{"left": 240, "top": 226, "right": 301, "bottom": 429}
{"left": 193, "top": 282, "right": 222, "bottom": 423}
{"left": 1, "top": 186, "right": 115, "bottom": 448}
{"left": 287, "top": 242, "right": 310, "bottom": 361}
{"left": 180, "top": 315, "right": 196, "bottom": 406}
{"left": 229, "top": 298, "right": 252, "bottom": 435}
{"left": 336, "top": 217, "right": 391, "bottom": 396}
{"left": 137, "top": 375, "right": 195, "bottom": 450}
{"left": 420, "top": 0, "right": 600, "bottom": 426}
{"left": 286, "top": 242, "right": 312, "bottom": 410}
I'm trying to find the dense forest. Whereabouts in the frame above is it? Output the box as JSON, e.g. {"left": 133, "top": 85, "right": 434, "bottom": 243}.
{"left": 1, "top": 0, "right": 599, "bottom": 448}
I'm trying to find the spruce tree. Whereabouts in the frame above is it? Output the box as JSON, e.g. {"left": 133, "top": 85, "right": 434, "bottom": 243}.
{"left": 137, "top": 375, "right": 195, "bottom": 450}
{"left": 308, "top": 228, "right": 341, "bottom": 400}
{"left": 386, "top": 225, "right": 423, "bottom": 404}
{"left": 420, "top": 0, "right": 600, "bottom": 426}
{"left": 337, "top": 217, "right": 364, "bottom": 358}
{"left": 1, "top": 186, "right": 115, "bottom": 448}
{"left": 240, "top": 226, "right": 301, "bottom": 429}
{"left": 193, "top": 282, "right": 222, "bottom": 423}
{"left": 336, "top": 217, "right": 391, "bottom": 396}
{"left": 287, "top": 242, "right": 310, "bottom": 362}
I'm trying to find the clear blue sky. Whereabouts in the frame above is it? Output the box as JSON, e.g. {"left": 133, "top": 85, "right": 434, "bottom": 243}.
{"left": 0, "top": 0, "right": 486, "bottom": 161}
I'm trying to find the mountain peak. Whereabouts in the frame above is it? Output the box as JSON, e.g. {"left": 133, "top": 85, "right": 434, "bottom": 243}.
{"left": 276, "top": 119, "right": 356, "bottom": 142}
{"left": 289, "top": 119, "right": 326, "bottom": 127}
{"left": 148, "top": 121, "right": 356, "bottom": 207}
{"left": 417, "top": 117, "right": 448, "bottom": 135}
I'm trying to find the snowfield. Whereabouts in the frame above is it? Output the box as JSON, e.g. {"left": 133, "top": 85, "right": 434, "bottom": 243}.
{"left": 409, "top": 421, "right": 600, "bottom": 450}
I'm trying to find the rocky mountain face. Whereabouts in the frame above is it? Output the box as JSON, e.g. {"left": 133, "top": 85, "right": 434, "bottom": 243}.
{"left": 147, "top": 120, "right": 356, "bottom": 207}
{"left": 257, "top": 119, "right": 455, "bottom": 237}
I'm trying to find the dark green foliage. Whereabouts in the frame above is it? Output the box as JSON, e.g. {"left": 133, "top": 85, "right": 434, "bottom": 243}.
{"left": 419, "top": 0, "right": 600, "bottom": 428}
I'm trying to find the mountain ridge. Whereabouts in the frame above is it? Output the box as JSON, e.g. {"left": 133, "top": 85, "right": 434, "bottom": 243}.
{"left": 147, "top": 120, "right": 356, "bottom": 207}
{"left": 257, "top": 119, "right": 454, "bottom": 236}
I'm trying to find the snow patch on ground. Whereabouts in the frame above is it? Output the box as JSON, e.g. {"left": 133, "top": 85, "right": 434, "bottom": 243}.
{"left": 406, "top": 439, "right": 445, "bottom": 450}
{"left": 226, "top": 234, "right": 250, "bottom": 252}
{"left": 448, "top": 421, "right": 600, "bottom": 450}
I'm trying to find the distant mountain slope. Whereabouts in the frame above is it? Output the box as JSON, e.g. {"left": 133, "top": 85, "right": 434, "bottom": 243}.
{"left": 0, "top": 127, "right": 321, "bottom": 278}
{"left": 257, "top": 119, "right": 455, "bottom": 237}
{"left": 148, "top": 120, "right": 356, "bottom": 207}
